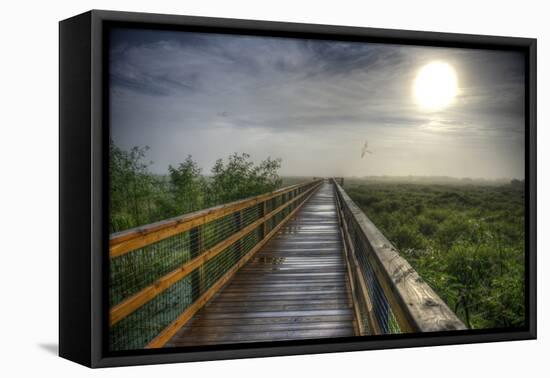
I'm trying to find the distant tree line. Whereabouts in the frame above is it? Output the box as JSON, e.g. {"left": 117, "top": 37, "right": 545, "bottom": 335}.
{"left": 110, "top": 140, "right": 282, "bottom": 233}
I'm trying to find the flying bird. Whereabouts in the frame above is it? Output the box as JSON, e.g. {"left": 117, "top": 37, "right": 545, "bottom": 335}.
{"left": 361, "top": 141, "right": 373, "bottom": 158}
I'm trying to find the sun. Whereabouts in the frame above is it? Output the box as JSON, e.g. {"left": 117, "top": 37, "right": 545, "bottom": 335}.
{"left": 414, "top": 61, "right": 458, "bottom": 111}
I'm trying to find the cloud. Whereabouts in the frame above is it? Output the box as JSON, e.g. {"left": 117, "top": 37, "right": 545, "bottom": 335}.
{"left": 109, "top": 28, "right": 525, "bottom": 179}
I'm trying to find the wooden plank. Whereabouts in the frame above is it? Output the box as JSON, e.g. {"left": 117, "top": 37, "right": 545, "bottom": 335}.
{"left": 109, "top": 182, "right": 321, "bottom": 325}
{"left": 209, "top": 290, "right": 349, "bottom": 299}
{"left": 208, "top": 298, "right": 351, "bottom": 306}
{"left": 219, "top": 283, "right": 347, "bottom": 292}
{"left": 333, "top": 180, "right": 466, "bottom": 332}
{"left": 246, "top": 261, "right": 345, "bottom": 272}
{"left": 193, "top": 309, "right": 354, "bottom": 320}
{"left": 241, "top": 262, "right": 346, "bottom": 268}
{"left": 218, "top": 283, "right": 347, "bottom": 290}
{"left": 110, "top": 180, "right": 322, "bottom": 257}
{"left": 185, "top": 314, "right": 354, "bottom": 327}
{"left": 218, "top": 281, "right": 346, "bottom": 287}
{"left": 229, "top": 276, "right": 345, "bottom": 282}
{"left": 181, "top": 322, "right": 353, "bottom": 334}
{"left": 203, "top": 294, "right": 351, "bottom": 302}
{"left": 222, "top": 271, "right": 346, "bottom": 280}
{"left": 145, "top": 182, "right": 321, "bottom": 348}
{"left": 238, "top": 268, "right": 346, "bottom": 274}
{"left": 203, "top": 303, "right": 351, "bottom": 312}
{"left": 169, "top": 328, "right": 355, "bottom": 345}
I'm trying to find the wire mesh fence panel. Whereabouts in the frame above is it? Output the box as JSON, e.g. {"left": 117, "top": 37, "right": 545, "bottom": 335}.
{"left": 110, "top": 231, "right": 192, "bottom": 306}
{"left": 201, "top": 212, "right": 242, "bottom": 251}
{"left": 354, "top": 232, "right": 401, "bottom": 334}
{"left": 110, "top": 275, "right": 194, "bottom": 351}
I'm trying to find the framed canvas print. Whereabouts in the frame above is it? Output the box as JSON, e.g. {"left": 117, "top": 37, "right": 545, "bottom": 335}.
{"left": 59, "top": 10, "right": 536, "bottom": 368}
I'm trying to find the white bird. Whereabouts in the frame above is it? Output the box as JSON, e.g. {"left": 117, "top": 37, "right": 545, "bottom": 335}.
{"left": 361, "top": 141, "right": 373, "bottom": 158}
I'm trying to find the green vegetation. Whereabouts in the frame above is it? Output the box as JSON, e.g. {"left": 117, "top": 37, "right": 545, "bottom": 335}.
{"left": 345, "top": 178, "right": 525, "bottom": 330}
{"left": 110, "top": 141, "right": 282, "bottom": 233}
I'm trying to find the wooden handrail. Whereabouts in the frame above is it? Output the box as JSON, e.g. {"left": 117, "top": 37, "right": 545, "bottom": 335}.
{"left": 332, "top": 178, "right": 466, "bottom": 333}
{"left": 109, "top": 184, "right": 319, "bottom": 325}
{"left": 110, "top": 181, "right": 312, "bottom": 257}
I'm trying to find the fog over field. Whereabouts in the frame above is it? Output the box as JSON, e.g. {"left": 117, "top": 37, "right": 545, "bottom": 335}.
{"left": 110, "top": 28, "right": 525, "bottom": 180}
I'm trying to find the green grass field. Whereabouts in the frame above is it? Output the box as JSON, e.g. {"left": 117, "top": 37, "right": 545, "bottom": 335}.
{"left": 344, "top": 178, "right": 525, "bottom": 329}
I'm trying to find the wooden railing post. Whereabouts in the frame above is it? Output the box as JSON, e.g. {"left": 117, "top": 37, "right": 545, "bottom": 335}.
{"left": 189, "top": 226, "right": 203, "bottom": 301}
{"left": 234, "top": 210, "right": 243, "bottom": 260}
{"left": 262, "top": 201, "right": 268, "bottom": 239}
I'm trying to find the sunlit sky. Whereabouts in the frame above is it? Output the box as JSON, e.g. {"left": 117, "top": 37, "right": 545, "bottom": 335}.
{"left": 110, "top": 28, "right": 525, "bottom": 179}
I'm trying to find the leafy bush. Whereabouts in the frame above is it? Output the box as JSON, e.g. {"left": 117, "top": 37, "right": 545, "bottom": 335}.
{"left": 110, "top": 141, "right": 283, "bottom": 233}
{"left": 435, "top": 215, "right": 471, "bottom": 249}
{"left": 392, "top": 224, "right": 425, "bottom": 251}
{"left": 417, "top": 215, "right": 438, "bottom": 237}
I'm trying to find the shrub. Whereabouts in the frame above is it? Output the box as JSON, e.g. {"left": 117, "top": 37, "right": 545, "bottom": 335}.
{"left": 391, "top": 224, "right": 425, "bottom": 251}
{"left": 435, "top": 214, "right": 470, "bottom": 249}
{"left": 417, "top": 216, "right": 438, "bottom": 237}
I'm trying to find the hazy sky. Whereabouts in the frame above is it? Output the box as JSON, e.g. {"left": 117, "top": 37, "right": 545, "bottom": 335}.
{"left": 110, "top": 28, "right": 525, "bottom": 179}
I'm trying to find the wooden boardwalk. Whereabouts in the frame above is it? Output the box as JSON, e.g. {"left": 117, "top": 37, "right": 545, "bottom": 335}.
{"left": 167, "top": 182, "right": 356, "bottom": 347}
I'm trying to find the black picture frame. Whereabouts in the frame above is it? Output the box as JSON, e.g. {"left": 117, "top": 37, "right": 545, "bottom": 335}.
{"left": 59, "top": 9, "right": 537, "bottom": 368}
